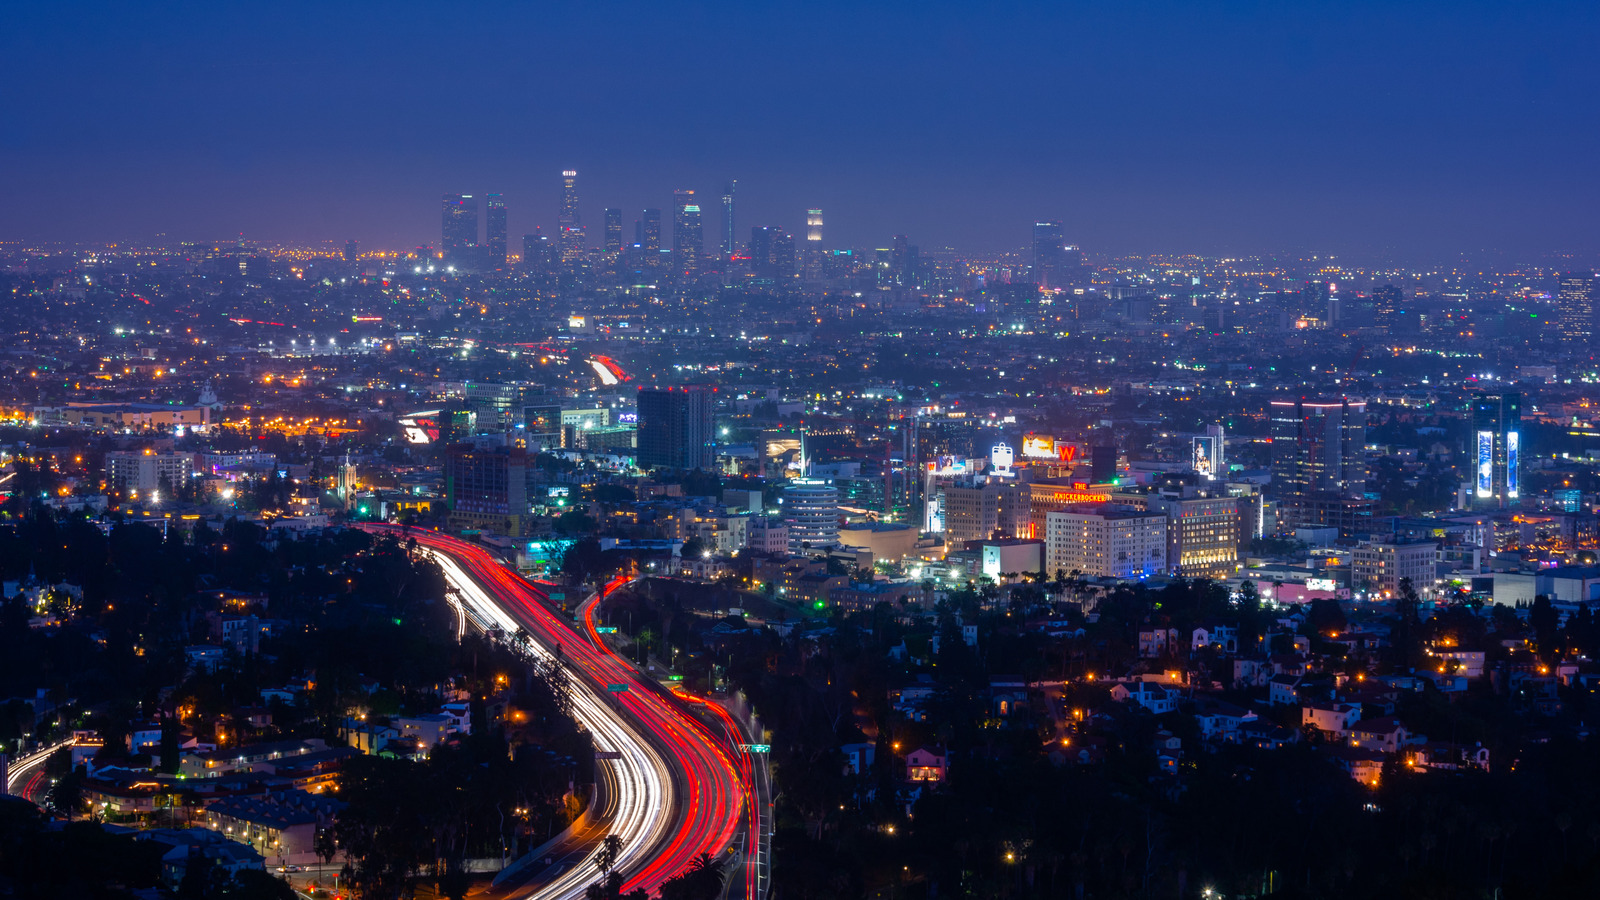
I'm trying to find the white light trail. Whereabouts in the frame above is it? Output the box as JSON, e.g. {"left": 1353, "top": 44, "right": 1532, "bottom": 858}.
{"left": 422, "top": 550, "right": 674, "bottom": 900}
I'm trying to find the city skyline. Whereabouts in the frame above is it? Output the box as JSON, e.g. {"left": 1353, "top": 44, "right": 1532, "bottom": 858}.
{"left": 2, "top": 3, "right": 1598, "bottom": 258}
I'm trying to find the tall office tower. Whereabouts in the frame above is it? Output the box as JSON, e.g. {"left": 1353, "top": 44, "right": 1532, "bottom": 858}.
{"left": 720, "top": 181, "right": 737, "bottom": 256}
{"left": 806, "top": 208, "right": 823, "bottom": 244}
{"left": 1090, "top": 445, "right": 1118, "bottom": 483}
{"left": 1373, "top": 284, "right": 1402, "bottom": 328}
{"left": 641, "top": 209, "right": 662, "bottom": 267}
{"left": 1471, "top": 392, "right": 1521, "bottom": 507}
{"left": 444, "top": 443, "right": 529, "bottom": 536}
{"left": 890, "top": 234, "right": 908, "bottom": 285}
{"left": 672, "top": 190, "right": 702, "bottom": 276}
{"left": 522, "top": 230, "right": 557, "bottom": 274}
{"left": 783, "top": 478, "right": 841, "bottom": 555}
{"left": 749, "top": 226, "right": 776, "bottom": 279}
{"left": 1032, "top": 221, "right": 1065, "bottom": 289}
{"left": 558, "top": 170, "right": 582, "bottom": 266}
{"left": 1557, "top": 272, "right": 1596, "bottom": 352}
{"left": 343, "top": 239, "right": 358, "bottom": 262}
{"left": 441, "top": 193, "right": 479, "bottom": 267}
{"left": 560, "top": 170, "right": 580, "bottom": 228}
{"left": 1301, "top": 280, "right": 1331, "bottom": 319}
{"left": 484, "top": 193, "right": 507, "bottom": 269}
{"left": 603, "top": 208, "right": 623, "bottom": 254}
{"left": 1270, "top": 397, "right": 1368, "bottom": 528}
{"left": 772, "top": 232, "right": 796, "bottom": 280}
{"left": 636, "top": 384, "right": 716, "bottom": 470}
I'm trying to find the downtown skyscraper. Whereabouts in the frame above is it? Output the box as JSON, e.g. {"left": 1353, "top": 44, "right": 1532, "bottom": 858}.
{"left": 441, "top": 193, "right": 478, "bottom": 267}
{"left": 559, "top": 170, "right": 584, "bottom": 267}
{"left": 1033, "top": 221, "right": 1065, "bottom": 289}
{"left": 673, "top": 189, "right": 702, "bottom": 276}
{"left": 1558, "top": 272, "right": 1596, "bottom": 353}
{"left": 484, "top": 193, "right": 507, "bottom": 269}
{"left": 640, "top": 208, "right": 662, "bottom": 267}
{"left": 720, "top": 181, "right": 737, "bottom": 257}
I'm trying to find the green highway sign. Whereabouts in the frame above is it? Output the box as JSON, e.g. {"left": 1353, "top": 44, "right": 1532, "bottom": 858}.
{"left": 738, "top": 744, "right": 770, "bottom": 753}
{"left": 666, "top": 674, "right": 684, "bottom": 681}
{"left": 596, "top": 626, "right": 618, "bottom": 634}
{"left": 606, "top": 684, "right": 629, "bottom": 693}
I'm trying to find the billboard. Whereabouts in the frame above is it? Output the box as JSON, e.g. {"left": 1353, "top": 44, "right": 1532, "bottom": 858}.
{"left": 1022, "top": 434, "right": 1056, "bottom": 459}
{"left": 1192, "top": 435, "right": 1218, "bottom": 479}
{"left": 1476, "top": 430, "right": 1494, "bottom": 498}
{"left": 1506, "top": 430, "right": 1519, "bottom": 499}
{"left": 399, "top": 410, "right": 443, "bottom": 445}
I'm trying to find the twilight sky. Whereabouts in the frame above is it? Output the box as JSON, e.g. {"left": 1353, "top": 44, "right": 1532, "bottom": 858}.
{"left": 2, "top": 1, "right": 1596, "bottom": 259}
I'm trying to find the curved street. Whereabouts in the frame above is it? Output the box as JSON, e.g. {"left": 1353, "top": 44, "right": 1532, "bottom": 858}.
{"left": 365, "top": 525, "right": 746, "bottom": 899}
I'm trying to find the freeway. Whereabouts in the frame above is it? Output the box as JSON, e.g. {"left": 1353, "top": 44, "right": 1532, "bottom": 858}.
{"left": 4, "top": 738, "right": 73, "bottom": 804}
{"left": 575, "top": 589, "right": 766, "bottom": 900}
{"left": 365, "top": 526, "right": 746, "bottom": 899}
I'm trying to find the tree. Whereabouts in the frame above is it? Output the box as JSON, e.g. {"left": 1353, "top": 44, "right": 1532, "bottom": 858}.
{"left": 656, "top": 853, "right": 725, "bottom": 900}
{"left": 48, "top": 766, "right": 83, "bottom": 820}
{"left": 596, "top": 833, "right": 623, "bottom": 877}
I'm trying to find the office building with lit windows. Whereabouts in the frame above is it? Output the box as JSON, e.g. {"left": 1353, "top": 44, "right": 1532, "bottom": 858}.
{"left": 1044, "top": 505, "right": 1168, "bottom": 579}
{"left": 444, "top": 444, "right": 528, "bottom": 536}
{"left": 484, "top": 193, "right": 507, "bottom": 268}
{"left": 1558, "top": 272, "right": 1596, "bottom": 353}
{"left": 783, "top": 478, "right": 840, "bottom": 555}
{"left": 1270, "top": 397, "right": 1367, "bottom": 530}
{"left": 637, "top": 385, "right": 716, "bottom": 470}
{"left": 672, "top": 190, "right": 702, "bottom": 275}
{"left": 441, "top": 193, "right": 478, "bottom": 267}
{"left": 1471, "top": 391, "right": 1521, "bottom": 508}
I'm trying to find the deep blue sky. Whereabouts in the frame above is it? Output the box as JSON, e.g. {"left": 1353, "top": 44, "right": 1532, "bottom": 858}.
{"left": 2, "top": 1, "right": 1596, "bottom": 258}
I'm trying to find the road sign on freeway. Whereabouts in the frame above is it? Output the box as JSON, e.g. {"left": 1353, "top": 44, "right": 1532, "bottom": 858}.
{"left": 596, "top": 626, "right": 618, "bottom": 634}
{"left": 595, "top": 751, "right": 623, "bottom": 760}
{"left": 738, "top": 744, "right": 771, "bottom": 753}
{"left": 606, "top": 684, "right": 629, "bottom": 693}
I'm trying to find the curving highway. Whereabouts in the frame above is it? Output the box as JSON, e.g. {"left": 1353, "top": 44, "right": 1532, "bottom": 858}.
{"left": 366, "top": 526, "right": 746, "bottom": 899}
{"left": 3, "top": 738, "right": 72, "bottom": 804}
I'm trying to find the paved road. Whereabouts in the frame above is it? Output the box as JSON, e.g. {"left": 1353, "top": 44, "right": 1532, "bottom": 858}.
{"left": 366, "top": 526, "right": 745, "bottom": 899}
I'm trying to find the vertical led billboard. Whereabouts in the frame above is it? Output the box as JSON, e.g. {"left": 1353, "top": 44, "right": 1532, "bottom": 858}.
{"left": 1506, "top": 431, "right": 1519, "bottom": 499}
{"left": 1476, "top": 431, "right": 1494, "bottom": 498}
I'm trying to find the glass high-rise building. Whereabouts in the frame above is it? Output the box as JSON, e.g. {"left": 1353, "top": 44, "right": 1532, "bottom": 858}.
{"left": 1032, "top": 221, "right": 1065, "bottom": 289}
{"left": 673, "top": 190, "right": 702, "bottom": 276}
{"left": 558, "top": 170, "right": 582, "bottom": 267}
{"left": 1270, "top": 397, "right": 1368, "bottom": 530}
{"left": 603, "top": 208, "right": 623, "bottom": 254}
{"left": 560, "top": 170, "right": 580, "bottom": 228}
{"left": 1472, "top": 392, "right": 1521, "bottom": 507}
{"left": 1558, "top": 272, "right": 1596, "bottom": 352}
{"left": 641, "top": 208, "right": 662, "bottom": 267}
{"left": 636, "top": 384, "right": 716, "bottom": 470}
{"left": 1373, "top": 284, "right": 1402, "bottom": 328}
{"left": 806, "top": 208, "right": 823, "bottom": 244}
{"left": 720, "top": 181, "right": 737, "bottom": 257}
{"left": 441, "top": 193, "right": 478, "bottom": 267}
{"left": 484, "top": 193, "right": 507, "bottom": 269}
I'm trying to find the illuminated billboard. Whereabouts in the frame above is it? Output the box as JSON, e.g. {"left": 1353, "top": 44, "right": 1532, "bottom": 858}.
{"left": 1192, "top": 435, "right": 1218, "bottom": 479}
{"left": 1476, "top": 430, "right": 1493, "bottom": 498}
{"left": 1506, "top": 431, "right": 1519, "bottom": 499}
{"left": 1022, "top": 434, "right": 1056, "bottom": 459}
{"left": 399, "top": 410, "right": 443, "bottom": 445}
